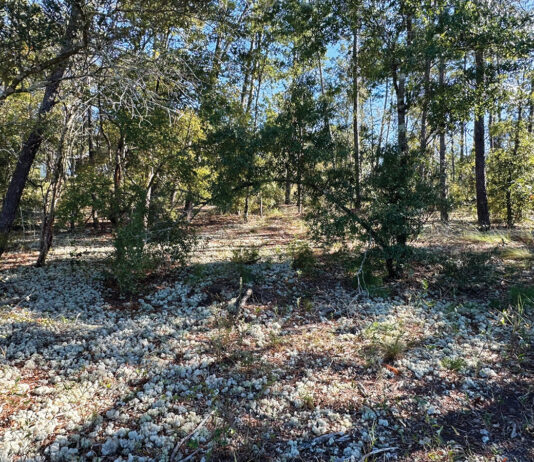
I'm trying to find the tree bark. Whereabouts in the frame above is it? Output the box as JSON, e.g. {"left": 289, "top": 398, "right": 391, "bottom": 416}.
{"left": 392, "top": 64, "right": 408, "bottom": 157}
{"left": 528, "top": 76, "right": 534, "bottom": 134}
{"left": 284, "top": 164, "right": 291, "bottom": 205}
{"left": 376, "top": 79, "right": 389, "bottom": 164}
{"left": 451, "top": 137, "right": 455, "bottom": 182}
{"left": 111, "top": 131, "right": 124, "bottom": 226}
{"left": 474, "top": 49, "right": 490, "bottom": 229}
{"left": 460, "top": 122, "right": 465, "bottom": 162}
{"left": 243, "top": 191, "right": 249, "bottom": 222}
{"left": 0, "top": 3, "right": 83, "bottom": 258}
{"left": 488, "top": 112, "right": 494, "bottom": 151}
{"left": 297, "top": 181, "right": 302, "bottom": 214}
{"left": 439, "top": 59, "right": 448, "bottom": 222}
{"left": 36, "top": 108, "right": 71, "bottom": 267}
{"left": 352, "top": 28, "right": 361, "bottom": 208}
{"left": 420, "top": 57, "right": 431, "bottom": 154}
{"left": 184, "top": 191, "right": 194, "bottom": 222}
{"left": 86, "top": 105, "right": 100, "bottom": 230}
{"left": 144, "top": 167, "right": 155, "bottom": 230}
{"left": 317, "top": 52, "right": 334, "bottom": 152}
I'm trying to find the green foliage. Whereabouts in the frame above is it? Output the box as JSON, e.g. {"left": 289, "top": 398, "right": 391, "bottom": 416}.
{"left": 440, "top": 250, "right": 497, "bottom": 291}
{"left": 231, "top": 246, "right": 260, "bottom": 265}
{"left": 441, "top": 357, "right": 467, "bottom": 372}
{"left": 110, "top": 204, "right": 152, "bottom": 294}
{"left": 56, "top": 167, "right": 113, "bottom": 229}
{"left": 365, "top": 148, "right": 437, "bottom": 271}
{"left": 500, "top": 298, "right": 532, "bottom": 359}
{"left": 149, "top": 218, "right": 197, "bottom": 269}
{"left": 487, "top": 121, "right": 534, "bottom": 226}
{"left": 109, "top": 198, "right": 195, "bottom": 294}
{"left": 288, "top": 240, "right": 315, "bottom": 274}
{"left": 509, "top": 286, "right": 534, "bottom": 307}
{"left": 362, "top": 321, "right": 407, "bottom": 365}
{"left": 449, "top": 155, "right": 476, "bottom": 208}
{"left": 309, "top": 146, "right": 438, "bottom": 277}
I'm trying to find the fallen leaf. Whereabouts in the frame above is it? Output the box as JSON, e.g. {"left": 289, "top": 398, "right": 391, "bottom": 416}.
{"left": 384, "top": 364, "right": 401, "bottom": 375}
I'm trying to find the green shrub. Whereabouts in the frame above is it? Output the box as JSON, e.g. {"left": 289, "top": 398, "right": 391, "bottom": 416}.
{"left": 307, "top": 146, "right": 438, "bottom": 278}
{"left": 111, "top": 206, "right": 152, "bottom": 294}
{"left": 231, "top": 246, "right": 260, "bottom": 265}
{"left": 441, "top": 357, "right": 467, "bottom": 372}
{"left": 109, "top": 201, "right": 195, "bottom": 294}
{"left": 56, "top": 167, "right": 113, "bottom": 229}
{"left": 288, "top": 240, "right": 315, "bottom": 274}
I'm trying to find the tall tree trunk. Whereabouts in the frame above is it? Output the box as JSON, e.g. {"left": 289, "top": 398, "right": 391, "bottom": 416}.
{"left": 317, "top": 52, "right": 334, "bottom": 148}
{"left": 352, "top": 28, "right": 361, "bottom": 208}
{"left": 297, "top": 181, "right": 302, "bottom": 214}
{"left": 0, "top": 4, "right": 82, "bottom": 258}
{"left": 459, "top": 122, "right": 465, "bottom": 162}
{"left": 240, "top": 37, "right": 255, "bottom": 111}
{"left": 474, "top": 49, "right": 490, "bottom": 229}
{"left": 439, "top": 59, "right": 448, "bottom": 222}
{"left": 393, "top": 66, "right": 408, "bottom": 157}
{"left": 144, "top": 167, "right": 155, "bottom": 230}
{"left": 528, "top": 76, "right": 534, "bottom": 134}
{"left": 184, "top": 191, "right": 194, "bottom": 222}
{"left": 420, "top": 57, "right": 431, "bottom": 154}
{"left": 36, "top": 108, "right": 70, "bottom": 267}
{"left": 243, "top": 191, "right": 249, "bottom": 223}
{"left": 396, "top": 6, "right": 412, "bottom": 159}
{"left": 451, "top": 137, "right": 455, "bottom": 182}
{"left": 86, "top": 105, "right": 100, "bottom": 230}
{"left": 377, "top": 79, "right": 389, "bottom": 164}
{"left": 111, "top": 132, "right": 124, "bottom": 226}
{"left": 488, "top": 112, "right": 494, "bottom": 151}
{"left": 285, "top": 163, "right": 291, "bottom": 205}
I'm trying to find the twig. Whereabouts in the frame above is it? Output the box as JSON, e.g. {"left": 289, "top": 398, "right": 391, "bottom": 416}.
{"left": 170, "top": 410, "right": 215, "bottom": 461}
{"left": 361, "top": 446, "right": 398, "bottom": 461}
{"left": 177, "top": 448, "right": 201, "bottom": 462}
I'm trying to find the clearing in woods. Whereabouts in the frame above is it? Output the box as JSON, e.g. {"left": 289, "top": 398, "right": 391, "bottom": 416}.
{"left": 1, "top": 210, "right": 533, "bottom": 461}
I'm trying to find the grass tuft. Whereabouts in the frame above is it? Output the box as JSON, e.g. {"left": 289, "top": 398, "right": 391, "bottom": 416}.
{"left": 462, "top": 230, "right": 510, "bottom": 245}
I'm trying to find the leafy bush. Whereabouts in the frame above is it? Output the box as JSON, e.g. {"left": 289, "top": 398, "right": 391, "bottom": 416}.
{"left": 110, "top": 205, "right": 152, "bottom": 294}
{"left": 308, "top": 146, "right": 438, "bottom": 278}
{"left": 363, "top": 148, "right": 437, "bottom": 276}
{"left": 487, "top": 121, "right": 534, "bottom": 226}
{"left": 288, "top": 240, "right": 315, "bottom": 274}
{"left": 149, "top": 218, "right": 196, "bottom": 268}
{"left": 231, "top": 246, "right": 260, "bottom": 265}
{"left": 109, "top": 201, "right": 195, "bottom": 294}
{"left": 441, "top": 357, "right": 467, "bottom": 372}
{"left": 56, "top": 167, "right": 113, "bottom": 229}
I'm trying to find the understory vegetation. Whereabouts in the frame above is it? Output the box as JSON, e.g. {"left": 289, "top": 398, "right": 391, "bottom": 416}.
{"left": 1, "top": 214, "right": 533, "bottom": 461}
{"left": 1, "top": 0, "right": 534, "bottom": 461}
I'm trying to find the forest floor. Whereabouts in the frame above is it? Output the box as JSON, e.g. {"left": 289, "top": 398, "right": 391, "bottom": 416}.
{"left": 1, "top": 209, "right": 534, "bottom": 461}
